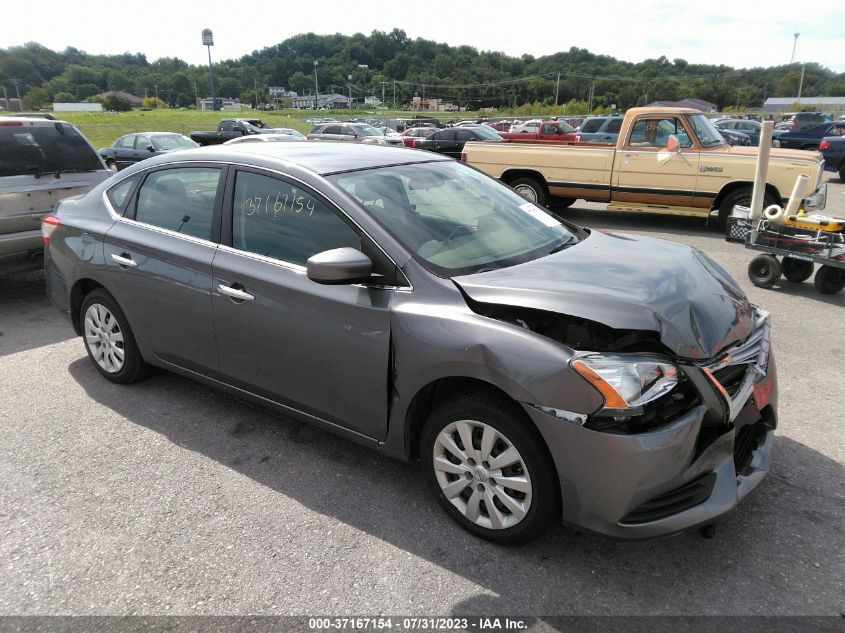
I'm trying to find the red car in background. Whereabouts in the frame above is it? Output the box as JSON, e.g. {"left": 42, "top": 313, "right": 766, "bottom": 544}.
{"left": 498, "top": 120, "right": 579, "bottom": 142}
{"left": 401, "top": 126, "right": 437, "bottom": 147}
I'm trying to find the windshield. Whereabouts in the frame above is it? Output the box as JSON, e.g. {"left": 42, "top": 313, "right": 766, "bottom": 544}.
{"left": 0, "top": 122, "right": 102, "bottom": 177}
{"left": 471, "top": 126, "right": 504, "bottom": 141}
{"left": 152, "top": 134, "right": 197, "bottom": 150}
{"left": 354, "top": 125, "right": 381, "bottom": 137}
{"left": 688, "top": 114, "right": 727, "bottom": 147}
{"left": 329, "top": 160, "right": 576, "bottom": 277}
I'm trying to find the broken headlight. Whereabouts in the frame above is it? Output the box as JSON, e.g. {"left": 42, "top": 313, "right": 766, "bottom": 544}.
{"left": 571, "top": 353, "right": 679, "bottom": 417}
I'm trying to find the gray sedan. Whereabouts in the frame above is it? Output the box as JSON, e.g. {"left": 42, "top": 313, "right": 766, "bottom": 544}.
{"left": 42, "top": 143, "right": 778, "bottom": 543}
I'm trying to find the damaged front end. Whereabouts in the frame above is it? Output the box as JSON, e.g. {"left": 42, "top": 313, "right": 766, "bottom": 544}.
{"left": 465, "top": 294, "right": 778, "bottom": 538}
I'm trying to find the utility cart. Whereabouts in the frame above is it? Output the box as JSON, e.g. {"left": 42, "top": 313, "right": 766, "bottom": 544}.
{"left": 727, "top": 214, "right": 845, "bottom": 294}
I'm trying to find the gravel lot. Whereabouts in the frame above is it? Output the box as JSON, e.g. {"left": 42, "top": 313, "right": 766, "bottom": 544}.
{"left": 0, "top": 173, "right": 843, "bottom": 619}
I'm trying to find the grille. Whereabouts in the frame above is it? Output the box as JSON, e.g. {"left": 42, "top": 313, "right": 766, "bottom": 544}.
{"left": 711, "top": 363, "right": 750, "bottom": 398}
{"left": 620, "top": 473, "right": 717, "bottom": 525}
{"left": 734, "top": 423, "right": 763, "bottom": 474}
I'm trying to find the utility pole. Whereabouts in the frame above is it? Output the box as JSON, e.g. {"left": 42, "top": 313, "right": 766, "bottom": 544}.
{"left": 588, "top": 81, "right": 594, "bottom": 113}
{"left": 313, "top": 60, "right": 319, "bottom": 110}
{"left": 2, "top": 86, "right": 8, "bottom": 111}
{"left": 192, "top": 82, "right": 199, "bottom": 108}
{"left": 393, "top": 80, "right": 396, "bottom": 110}
{"left": 348, "top": 74, "right": 353, "bottom": 110}
{"left": 254, "top": 78, "right": 258, "bottom": 107}
{"left": 154, "top": 85, "right": 159, "bottom": 106}
{"left": 555, "top": 72, "right": 560, "bottom": 106}
{"left": 11, "top": 79, "right": 21, "bottom": 103}
{"left": 790, "top": 33, "right": 800, "bottom": 64}
{"left": 797, "top": 63, "right": 805, "bottom": 102}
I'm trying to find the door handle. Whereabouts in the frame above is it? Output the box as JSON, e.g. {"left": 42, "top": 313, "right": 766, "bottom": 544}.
{"left": 217, "top": 284, "right": 255, "bottom": 302}
{"left": 110, "top": 253, "right": 137, "bottom": 267}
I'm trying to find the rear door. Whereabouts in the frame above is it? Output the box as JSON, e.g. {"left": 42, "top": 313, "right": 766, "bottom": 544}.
{"left": 210, "top": 167, "right": 392, "bottom": 438}
{"left": 103, "top": 164, "right": 224, "bottom": 376}
{"left": 612, "top": 115, "right": 700, "bottom": 209}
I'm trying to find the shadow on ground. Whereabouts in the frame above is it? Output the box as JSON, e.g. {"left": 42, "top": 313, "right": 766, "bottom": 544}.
{"left": 67, "top": 359, "right": 845, "bottom": 615}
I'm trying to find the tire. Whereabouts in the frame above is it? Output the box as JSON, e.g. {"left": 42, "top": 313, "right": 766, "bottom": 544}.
{"left": 421, "top": 390, "right": 559, "bottom": 545}
{"left": 80, "top": 289, "right": 151, "bottom": 384}
{"left": 747, "top": 254, "right": 781, "bottom": 288}
{"left": 510, "top": 177, "right": 547, "bottom": 207}
{"left": 718, "top": 186, "right": 776, "bottom": 229}
{"left": 105, "top": 159, "right": 118, "bottom": 172}
{"left": 814, "top": 265, "right": 845, "bottom": 295}
{"left": 550, "top": 197, "right": 576, "bottom": 210}
{"left": 781, "top": 258, "right": 814, "bottom": 283}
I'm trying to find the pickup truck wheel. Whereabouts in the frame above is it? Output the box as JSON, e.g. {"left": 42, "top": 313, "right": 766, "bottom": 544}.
{"left": 814, "top": 265, "right": 845, "bottom": 294}
{"left": 748, "top": 255, "right": 781, "bottom": 288}
{"left": 718, "top": 187, "right": 775, "bottom": 229}
{"left": 80, "top": 290, "right": 152, "bottom": 384}
{"left": 781, "top": 258, "right": 814, "bottom": 283}
{"left": 510, "top": 178, "right": 546, "bottom": 206}
{"left": 421, "top": 390, "right": 559, "bottom": 545}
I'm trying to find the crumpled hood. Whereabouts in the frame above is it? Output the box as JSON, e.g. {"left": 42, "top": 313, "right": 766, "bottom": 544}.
{"left": 453, "top": 230, "right": 754, "bottom": 361}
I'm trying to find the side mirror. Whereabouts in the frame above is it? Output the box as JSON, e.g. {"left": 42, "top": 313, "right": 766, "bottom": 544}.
{"left": 146, "top": 144, "right": 155, "bottom": 152}
{"left": 307, "top": 248, "right": 372, "bottom": 285}
{"left": 666, "top": 135, "right": 681, "bottom": 152}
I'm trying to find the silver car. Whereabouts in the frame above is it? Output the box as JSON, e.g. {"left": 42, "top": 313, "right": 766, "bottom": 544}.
{"left": 307, "top": 122, "right": 403, "bottom": 146}
{"left": 1, "top": 116, "right": 110, "bottom": 263}
{"left": 43, "top": 143, "right": 778, "bottom": 544}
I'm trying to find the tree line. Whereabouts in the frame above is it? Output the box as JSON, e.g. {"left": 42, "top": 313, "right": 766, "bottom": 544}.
{"left": 1, "top": 31, "right": 843, "bottom": 112}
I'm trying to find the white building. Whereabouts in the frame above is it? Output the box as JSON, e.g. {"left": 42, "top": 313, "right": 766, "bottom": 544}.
{"left": 764, "top": 97, "right": 845, "bottom": 113}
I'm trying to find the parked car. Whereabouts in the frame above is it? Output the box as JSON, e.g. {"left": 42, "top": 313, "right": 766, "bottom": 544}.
{"left": 412, "top": 125, "right": 504, "bottom": 158}
{"left": 777, "top": 121, "right": 845, "bottom": 150}
{"left": 223, "top": 133, "right": 305, "bottom": 145}
{"left": 508, "top": 119, "right": 542, "bottom": 134}
{"left": 190, "top": 119, "right": 274, "bottom": 145}
{"left": 99, "top": 132, "right": 199, "bottom": 171}
{"left": 307, "top": 123, "right": 403, "bottom": 146}
{"left": 400, "top": 126, "right": 436, "bottom": 147}
{"left": 265, "top": 128, "right": 306, "bottom": 139}
{"left": 717, "top": 128, "right": 753, "bottom": 146}
{"left": 484, "top": 120, "right": 512, "bottom": 132}
{"left": 819, "top": 136, "right": 845, "bottom": 181}
{"left": 499, "top": 120, "right": 579, "bottom": 142}
{"left": 42, "top": 142, "right": 778, "bottom": 543}
{"left": 713, "top": 119, "right": 764, "bottom": 146}
{"left": 1, "top": 116, "right": 110, "bottom": 264}
{"left": 576, "top": 116, "right": 625, "bottom": 143}
{"left": 788, "top": 112, "right": 833, "bottom": 131}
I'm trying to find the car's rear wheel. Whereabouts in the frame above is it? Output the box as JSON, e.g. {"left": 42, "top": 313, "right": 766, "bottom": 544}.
{"left": 421, "top": 390, "right": 559, "bottom": 544}
{"left": 814, "top": 265, "right": 845, "bottom": 295}
{"left": 748, "top": 254, "right": 781, "bottom": 288}
{"left": 81, "top": 289, "right": 151, "bottom": 384}
{"left": 510, "top": 177, "right": 546, "bottom": 207}
{"left": 781, "top": 257, "right": 814, "bottom": 283}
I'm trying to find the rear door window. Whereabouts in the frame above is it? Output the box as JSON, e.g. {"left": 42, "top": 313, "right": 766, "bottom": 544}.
{"left": 0, "top": 122, "right": 102, "bottom": 177}
{"left": 134, "top": 167, "right": 222, "bottom": 241}
{"left": 606, "top": 118, "right": 623, "bottom": 133}
{"left": 106, "top": 174, "right": 143, "bottom": 214}
{"left": 580, "top": 118, "right": 605, "bottom": 133}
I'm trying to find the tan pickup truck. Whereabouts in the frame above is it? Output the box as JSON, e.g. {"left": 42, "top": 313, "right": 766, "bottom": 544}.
{"left": 463, "top": 107, "right": 827, "bottom": 225}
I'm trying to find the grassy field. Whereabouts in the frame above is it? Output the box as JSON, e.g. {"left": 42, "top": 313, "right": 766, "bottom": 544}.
{"left": 2, "top": 108, "right": 456, "bottom": 149}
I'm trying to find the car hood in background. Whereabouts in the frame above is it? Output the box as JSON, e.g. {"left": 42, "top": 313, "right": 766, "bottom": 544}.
{"left": 453, "top": 230, "right": 754, "bottom": 361}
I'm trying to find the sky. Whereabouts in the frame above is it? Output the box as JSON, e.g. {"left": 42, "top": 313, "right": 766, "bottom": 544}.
{"left": 2, "top": 0, "right": 843, "bottom": 73}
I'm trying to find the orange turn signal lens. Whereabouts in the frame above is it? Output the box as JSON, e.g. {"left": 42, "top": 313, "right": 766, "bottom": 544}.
{"left": 571, "top": 359, "right": 630, "bottom": 409}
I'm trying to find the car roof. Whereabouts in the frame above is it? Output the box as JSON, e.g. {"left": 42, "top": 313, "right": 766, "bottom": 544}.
{"left": 162, "top": 142, "right": 450, "bottom": 175}
{"left": 0, "top": 116, "right": 70, "bottom": 126}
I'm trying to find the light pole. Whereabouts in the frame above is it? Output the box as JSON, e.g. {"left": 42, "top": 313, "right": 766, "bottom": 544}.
{"left": 313, "top": 60, "right": 319, "bottom": 110}
{"left": 201, "top": 29, "right": 216, "bottom": 111}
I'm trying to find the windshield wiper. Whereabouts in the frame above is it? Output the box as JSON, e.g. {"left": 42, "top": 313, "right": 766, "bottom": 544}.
{"left": 546, "top": 235, "right": 579, "bottom": 255}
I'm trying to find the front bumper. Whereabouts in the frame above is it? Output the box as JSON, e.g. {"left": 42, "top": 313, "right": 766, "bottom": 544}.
{"left": 803, "top": 183, "right": 827, "bottom": 211}
{"left": 526, "top": 317, "right": 778, "bottom": 539}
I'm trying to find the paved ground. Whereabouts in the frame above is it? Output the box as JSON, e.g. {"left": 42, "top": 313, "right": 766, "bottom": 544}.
{"left": 0, "top": 173, "right": 843, "bottom": 618}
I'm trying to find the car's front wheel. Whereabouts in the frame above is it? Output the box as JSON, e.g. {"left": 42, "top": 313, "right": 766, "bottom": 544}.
{"left": 421, "top": 391, "right": 559, "bottom": 544}
{"left": 80, "top": 289, "right": 151, "bottom": 384}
